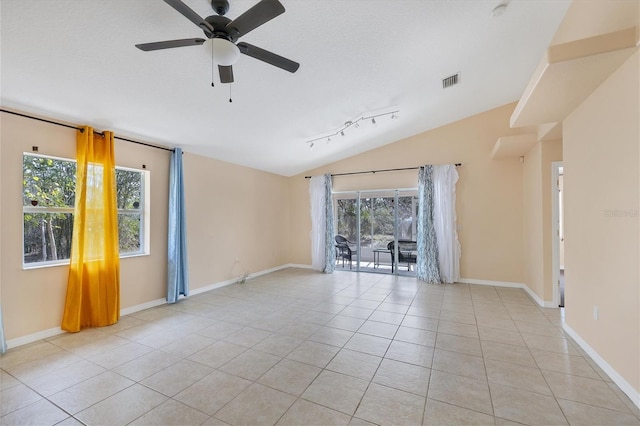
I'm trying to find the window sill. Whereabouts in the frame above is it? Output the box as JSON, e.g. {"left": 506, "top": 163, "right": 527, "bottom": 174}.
{"left": 23, "top": 260, "right": 69, "bottom": 270}
{"left": 120, "top": 252, "right": 150, "bottom": 260}
{"left": 22, "top": 252, "right": 150, "bottom": 270}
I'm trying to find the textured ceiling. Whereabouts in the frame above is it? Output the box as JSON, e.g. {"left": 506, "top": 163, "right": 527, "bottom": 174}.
{"left": 1, "top": 0, "right": 571, "bottom": 176}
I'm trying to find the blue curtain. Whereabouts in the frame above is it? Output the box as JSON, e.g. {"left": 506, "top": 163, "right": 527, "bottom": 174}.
{"left": 1, "top": 306, "right": 7, "bottom": 354}
{"left": 417, "top": 165, "right": 441, "bottom": 283}
{"left": 324, "top": 174, "right": 336, "bottom": 273}
{"left": 167, "top": 148, "right": 189, "bottom": 303}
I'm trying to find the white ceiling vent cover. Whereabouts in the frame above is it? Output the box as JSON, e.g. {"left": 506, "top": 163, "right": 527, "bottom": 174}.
{"left": 442, "top": 73, "right": 460, "bottom": 89}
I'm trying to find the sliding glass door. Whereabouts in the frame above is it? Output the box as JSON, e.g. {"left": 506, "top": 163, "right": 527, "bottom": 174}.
{"left": 334, "top": 190, "right": 417, "bottom": 274}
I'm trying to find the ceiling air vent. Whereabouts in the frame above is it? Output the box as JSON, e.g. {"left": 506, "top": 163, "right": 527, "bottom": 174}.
{"left": 442, "top": 73, "right": 459, "bottom": 89}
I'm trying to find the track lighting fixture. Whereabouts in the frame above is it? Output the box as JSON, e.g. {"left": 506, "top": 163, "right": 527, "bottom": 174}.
{"left": 304, "top": 109, "right": 399, "bottom": 150}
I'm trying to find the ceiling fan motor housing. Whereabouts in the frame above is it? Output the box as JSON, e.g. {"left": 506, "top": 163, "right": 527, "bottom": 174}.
{"left": 135, "top": 0, "right": 299, "bottom": 81}
{"left": 211, "top": 0, "right": 230, "bottom": 16}
{"left": 205, "top": 15, "right": 237, "bottom": 41}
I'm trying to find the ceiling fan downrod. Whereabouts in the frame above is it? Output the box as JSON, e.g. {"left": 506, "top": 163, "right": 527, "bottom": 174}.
{"left": 211, "top": 0, "right": 230, "bottom": 16}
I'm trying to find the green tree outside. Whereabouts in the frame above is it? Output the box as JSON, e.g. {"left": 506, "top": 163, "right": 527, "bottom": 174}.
{"left": 23, "top": 155, "right": 144, "bottom": 263}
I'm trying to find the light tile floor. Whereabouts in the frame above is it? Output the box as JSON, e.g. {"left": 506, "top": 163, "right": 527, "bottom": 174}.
{"left": 2, "top": 268, "right": 639, "bottom": 425}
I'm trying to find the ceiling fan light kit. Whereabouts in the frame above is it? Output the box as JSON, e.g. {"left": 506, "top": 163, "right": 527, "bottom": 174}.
{"left": 135, "top": 0, "right": 299, "bottom": 84}
{"left": 211, "top": 38, "right": 240, "bottom": 66}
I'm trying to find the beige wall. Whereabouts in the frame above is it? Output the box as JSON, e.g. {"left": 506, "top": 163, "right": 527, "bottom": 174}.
{"left": 290, "top": 103, "right": 527, "bottom": 284}
{"left": 515, "top": 0, "right": 639, "bottom": 400}
{"left": 523, "top": 143, "right": 544, "bottom": 299}
{"left": 540, "top": 140, "right": 563, "bottom": 302}
{"left": 183, "top": 153, "right": 290, "bottom": 289}
{"left": 0, "top": 113, "right": 171, "bottom": 340}
{"left": 0, "top": 112, "right": 290, "bottom": 342}
{"left": 523, "top": 139, "right": 563, "bottom": 304}
{"left": 563, "top": 51, "right": 639, "bottom": 392}
{"left": 550, "top": 0, "right": 639, "bottom": 45}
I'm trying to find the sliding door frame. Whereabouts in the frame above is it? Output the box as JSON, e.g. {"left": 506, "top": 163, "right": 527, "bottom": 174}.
{"left": 333, "top": 187, "right": 418, "bottom": 275}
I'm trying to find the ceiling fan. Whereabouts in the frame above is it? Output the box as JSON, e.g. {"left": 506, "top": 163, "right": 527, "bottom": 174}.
{"left": 135, "top": 0, "right": 300, "bottom": 83}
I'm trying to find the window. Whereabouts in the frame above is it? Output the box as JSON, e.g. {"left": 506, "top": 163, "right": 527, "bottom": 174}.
{"left": 22, "top": 153, "right": 148, "bottom": 267}
{"left": 116, "top": 168, "right": 145, "bottom": 254}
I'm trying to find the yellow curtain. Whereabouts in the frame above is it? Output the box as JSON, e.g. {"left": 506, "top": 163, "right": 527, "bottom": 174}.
{"left": 62, "top": 126, "right": 120, "bottom": 332}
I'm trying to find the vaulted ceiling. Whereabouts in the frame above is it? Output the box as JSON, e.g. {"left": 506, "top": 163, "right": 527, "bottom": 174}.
{"left": 1, "top": 0, "right": 571, "bottom": 176}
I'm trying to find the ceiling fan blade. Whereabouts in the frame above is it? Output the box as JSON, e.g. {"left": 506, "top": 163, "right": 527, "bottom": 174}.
{"left": 237, "top": 42, "right": 299, "bottom": 73}
{"left": 135, "top": 38, "right": 205, "bottom": 51}
{"left": 163, "top": 0, "right": 214, "bottom": 37}
{"left": 219, "top": 65, "right": 234, "bottom": 83}
{"left": 226, "top": 0, "right": 285, "bottom": 39}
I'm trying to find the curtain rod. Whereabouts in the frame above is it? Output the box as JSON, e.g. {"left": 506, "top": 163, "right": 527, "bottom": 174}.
{"left": 1, "top": 109, "right": 174, "bottom": 153}
{"left": 304, "top": 164, "right": 462, "bottom": 179}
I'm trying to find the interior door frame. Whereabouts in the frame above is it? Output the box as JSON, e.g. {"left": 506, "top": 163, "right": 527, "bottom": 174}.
{"left": 551, "top": 161, "right": 563, "bottom": 308}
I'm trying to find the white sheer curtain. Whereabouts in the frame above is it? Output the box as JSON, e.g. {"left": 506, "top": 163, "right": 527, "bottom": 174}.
{"left": 309, "top": 176, "right": 326, "bottom": 271}
{"left": 432, "top": 164, "right": 461, "bottom": 283}
{"left": 309, "top": 175, "right": 335, "bottom": 273}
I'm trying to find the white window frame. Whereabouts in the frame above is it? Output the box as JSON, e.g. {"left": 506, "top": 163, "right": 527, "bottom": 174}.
{"left": 116, "top": 165, "right": 149, "bottom": 258}
{"left": 22, "top": 153, "right": 150, "bottom": 269}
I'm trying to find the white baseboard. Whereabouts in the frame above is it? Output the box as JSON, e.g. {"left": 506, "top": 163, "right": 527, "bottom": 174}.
{"left": 521, "top": 285, "right": 555, "bottom": 308}
{"left": 458, "top": 278, "right": 555, "bottom": 308}
{"left": 190, "top": 263, "right": 301, "bottom": 296}
{"left": 458, "top": 277, "right": 526, "bottom": 288}
{"left": 6, "top": 298, "right": 166, "bottom": 350}
{"left": 563, "top": 322, "right": 640, "bottom": 410}
{"left": 120, "top": 298, "right": 166, "bottom": 316}
{"left": 5, "top": 263, "right": 308, "bottom": 351}
{"left": 6, "top": 327, "right": 65, "bottom": 350}
{"left": 285, "top": 263, "right": 313, "bottom": 269}
{"left": 9, "top": 267, "right": 553, "bottom": 351}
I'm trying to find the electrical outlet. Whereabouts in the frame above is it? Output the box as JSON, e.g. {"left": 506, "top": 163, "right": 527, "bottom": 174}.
{"left": 593, "top": 305, "right": 599, "bottom": 320}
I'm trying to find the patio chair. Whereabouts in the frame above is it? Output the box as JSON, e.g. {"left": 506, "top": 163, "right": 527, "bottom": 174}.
{"left": 335, "top": 235, "right": 358, "bottom": 269}
{"left": 387, "top": 240, "right": 417, "bottom": 272}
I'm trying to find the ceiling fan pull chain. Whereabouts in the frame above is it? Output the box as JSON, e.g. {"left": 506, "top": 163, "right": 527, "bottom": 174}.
{"left": 229, "top": 84, "right": 233, "bottom": 103}
{"left": 211, "top": 40, "right": 215, "bottom": 87}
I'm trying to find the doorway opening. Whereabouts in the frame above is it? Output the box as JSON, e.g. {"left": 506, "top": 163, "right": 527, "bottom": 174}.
{"left": 552, "top": 162, "right": 564, "bottom": 307}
